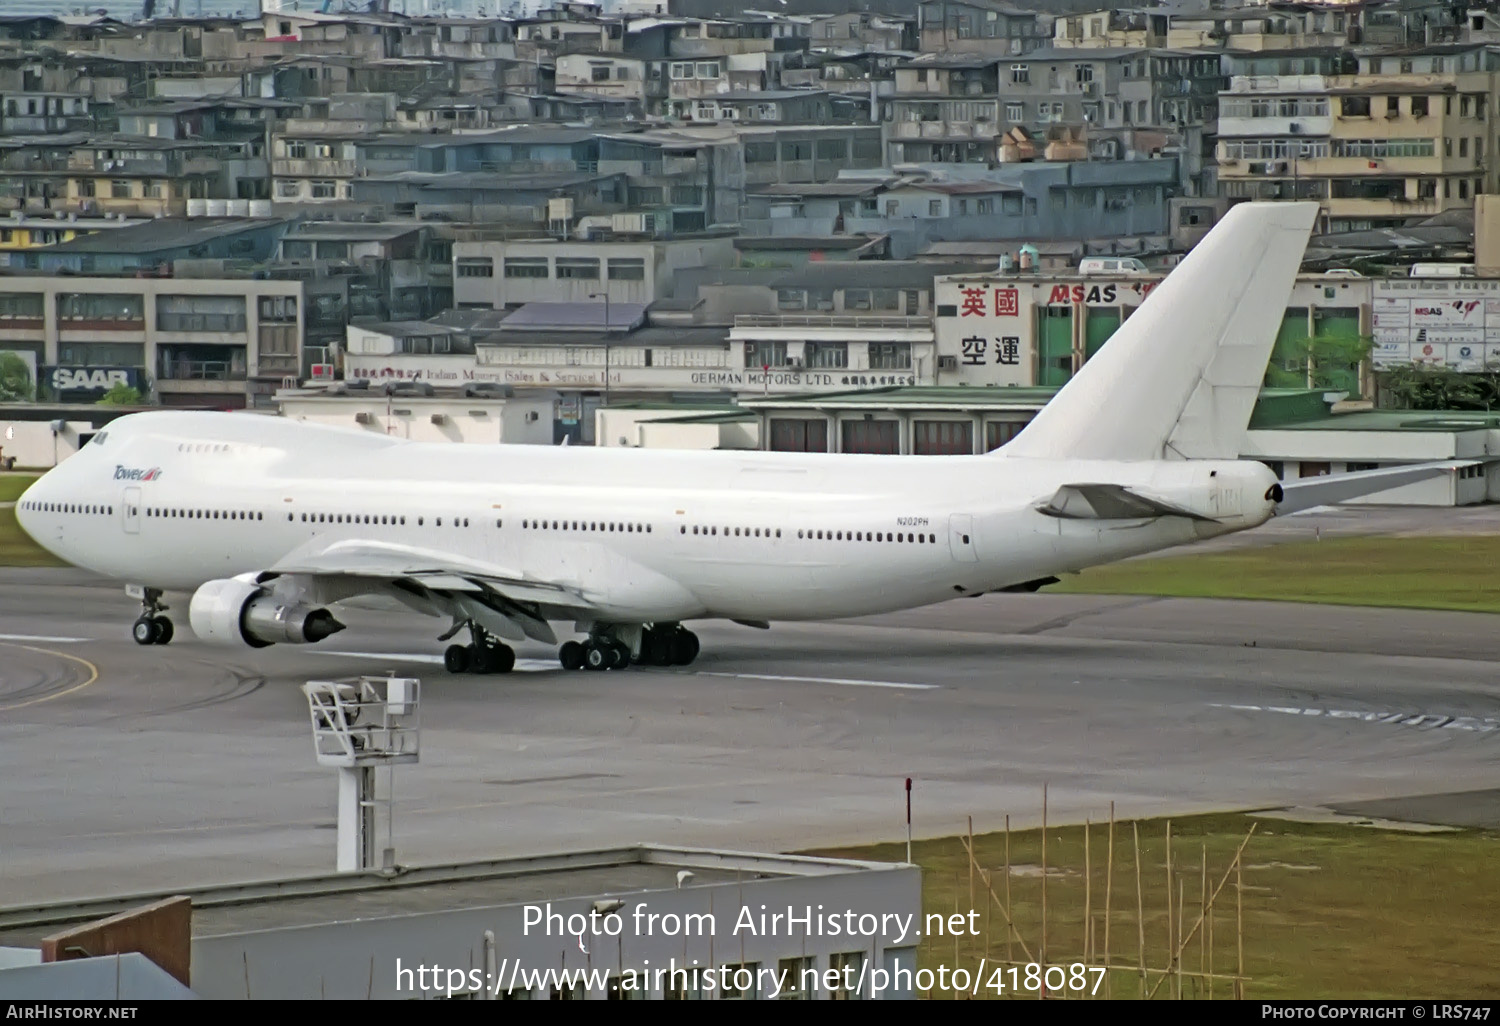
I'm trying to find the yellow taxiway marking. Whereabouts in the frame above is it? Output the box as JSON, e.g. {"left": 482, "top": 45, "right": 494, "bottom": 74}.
{"left": 0, "top": 641, "right": 100, "bottom": 711}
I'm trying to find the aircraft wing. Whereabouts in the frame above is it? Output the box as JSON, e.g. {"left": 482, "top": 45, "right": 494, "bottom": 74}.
{"left": 1037, "top": 483, "right": 1217, "bottom": 522}
{"left": 1274, "top": 461, "right": 1482, "bottom": 516}
{"left": 256, "top": 538, "right": 603, "bottom": 644}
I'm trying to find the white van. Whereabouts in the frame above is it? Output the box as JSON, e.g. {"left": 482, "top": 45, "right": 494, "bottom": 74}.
{"left": 1079, "top": 257, "right": 1150, "bottom": 275}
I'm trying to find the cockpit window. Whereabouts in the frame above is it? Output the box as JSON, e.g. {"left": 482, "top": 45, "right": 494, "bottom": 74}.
{"left": 91, "top": 431, "right": 108, "bottom": 446}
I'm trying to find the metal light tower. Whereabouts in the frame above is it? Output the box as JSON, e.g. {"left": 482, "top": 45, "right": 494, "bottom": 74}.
{"left": 302, "top": 676, "right": 421, "bottom": 872}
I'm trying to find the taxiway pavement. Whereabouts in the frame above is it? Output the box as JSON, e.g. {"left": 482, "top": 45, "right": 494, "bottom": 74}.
{"left": 2, "top": 566, "right": 1497, "bottom": 904}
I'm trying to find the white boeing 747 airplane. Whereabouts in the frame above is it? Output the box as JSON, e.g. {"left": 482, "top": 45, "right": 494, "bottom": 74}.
{"left": 15, "top": 202, "right": 1462, "bottom": 674}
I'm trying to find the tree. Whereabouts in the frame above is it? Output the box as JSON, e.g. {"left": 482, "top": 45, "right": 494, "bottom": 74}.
{"left": 96, "top": 382, "right": 143, "bottom": 406}
{"left": 1263, "top": 331, "right": 1374, "bottom": 393}
{"left": 1379, "top": 364, "right": 1482, "bottom": 410}
{"left": 0, "top": 351, "right": 34, "bottom": 402}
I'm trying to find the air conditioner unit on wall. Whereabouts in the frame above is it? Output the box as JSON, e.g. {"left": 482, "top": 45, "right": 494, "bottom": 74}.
{"left": 938, "top": 355, "right": 957, "bottom": 370}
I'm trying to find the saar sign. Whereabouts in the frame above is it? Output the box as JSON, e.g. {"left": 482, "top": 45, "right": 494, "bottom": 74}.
{"left": 45, "top": 365, "right": 144, "bottom": 395}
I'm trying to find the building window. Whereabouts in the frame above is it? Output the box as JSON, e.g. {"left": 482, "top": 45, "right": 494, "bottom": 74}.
{"left": 156, "top": 295, "right": 248, "bottom": 333}
{"left": 845, "top": 289, "right": 871, "bottom": 311}
{"left": 805, "top": 341, "right": 847, "bottom": 368}
{"left": 928, "top": 199, "right": 942, "bottom": 216}
{"left": 696, "top": 62, "right": 720, "bottom": 79}
{"left": 841, "top": 419, "right": 899, "bottom": 454}
{"left": 745, "top": 141, "right": 777, "bottom": 163}
{"left": 745, "top": 341, "right": 789, "bottom": 367}
{"left": 258, "top": 297, "right": 298, "bottom": 322}
{"left": 110, "top": 180, "right": 132, "bottom": 199}
{"left": 913, "top": 420, "right": 973, "bottom": 455}
{"left": 275, "top": 180, "right": 300, "bottom": 198}
{"left": 815, "top": 138, "right": 847, "bottom": 160}
{"left": 1006, "top": 102, "right": 1024, "bottom": 122}
{"left": 780, "top": 140, "right": 812, "bottom": 162}
{"left": 1010, "top": 64, "right": 1029, "bottom": 84}
{"left": 0, "top": 293, "right": 44, "bottom": 320}
{"left": 828, "top": 953, "right": 866, "bottom": 999}
{"left": 777, "top": 957, "right": 814, "bottom": 1000}
{"left": 769, "top": 418, "right": 828, "bottom": 452}
{"left": 591, "top": 65, "right": 611, "bottom": 82}
{"left": 977, "top": 197, "right": 995, "bottom": 214}
{"left": 869, "top": 342, "right": 911, "bottom": 369}
{"left": 285, "top": 140, "right": 307, "bottom": 158}
{"left": 607, "top": 258, "right": 645, "bottom": 281}
{"left": 985, "top": 420, "right": 1026, "bottom": 450}
{"left": 310, "top": 180, "right": 337, "bottom": 199}
{"left": 1340, "top": 96, "right": 1371, "bottom": 117}
{"left": 456, "top": 257, "right": 495, "bottom": 278}
{"left": 776, "top": 289, "right": 805, "bottom": 311}
{"left": 670, "top": 62, "right": 694, "bottom": 79}
{"left": 58, "top": 293, "right": 144, "bottom": 324}
{"left": 504, "top": 257, "right": 549, "bottom": 279}
{"left": 555, "top": 258, "right": 600, "bottom": 280}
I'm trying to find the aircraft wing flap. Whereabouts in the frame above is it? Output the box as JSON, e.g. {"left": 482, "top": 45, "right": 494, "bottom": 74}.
{"left": 262, "top": 538, "right": 596, "bottom": 613}
{"left": 1038, "top": 483, "right": 1216, "bottom": 522}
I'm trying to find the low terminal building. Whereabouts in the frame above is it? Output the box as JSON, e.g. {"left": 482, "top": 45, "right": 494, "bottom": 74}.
{"left": 603, "top": 387, "right": 1500, "bottom": 507}
{"left": 273, "top": 382, "right": 556, "bottom": 445}
{"left": 0, "top": 846, "right": 919, "bottom": 1001}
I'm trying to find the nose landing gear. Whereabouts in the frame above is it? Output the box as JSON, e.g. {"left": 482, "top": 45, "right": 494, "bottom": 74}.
{"left": 130, "top": 587, "right": 173, "bottom": 646}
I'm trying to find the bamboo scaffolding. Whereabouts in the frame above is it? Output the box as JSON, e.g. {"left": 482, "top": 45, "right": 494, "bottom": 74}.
{"left": 1104, "top": 802, "right": 1114, "bottom": 999}
{"left": 1134, "top": 821, "right": 1146, "bottom": 999}
{"left": 1147, "top": 824, "right": 1258, "bottom": 1000}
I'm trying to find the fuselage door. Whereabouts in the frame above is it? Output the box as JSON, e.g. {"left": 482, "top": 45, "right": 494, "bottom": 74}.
{"left": 123, "top": 486, "right": 141, "bottom": 535}
{"left": 949, "top": 513, "right": 978, "bottom": 562}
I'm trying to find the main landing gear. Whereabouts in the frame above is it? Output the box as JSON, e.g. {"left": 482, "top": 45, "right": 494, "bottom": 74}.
{"left": 131, "top": 587, "right": 173, "bottom": 646}
{"left": 558, "top": 624, "right": 699, "bottom": 672}
{"left": 443, "top": 622, "right": 515, "bottom": 675}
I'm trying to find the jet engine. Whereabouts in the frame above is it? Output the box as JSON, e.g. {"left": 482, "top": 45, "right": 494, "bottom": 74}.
{"left": 189, "top": 576, "right": 345, "bottom": 648}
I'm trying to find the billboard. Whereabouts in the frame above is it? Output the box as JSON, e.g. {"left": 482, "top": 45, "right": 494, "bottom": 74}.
{"left": 43, "top": 365, "right": 145, "bottom": 397}
{"left": 1372, "top": 280, "right": 1500, "bottom": 370}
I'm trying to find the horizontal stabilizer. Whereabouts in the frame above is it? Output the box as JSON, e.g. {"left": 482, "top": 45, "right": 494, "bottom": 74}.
{"left": 1038, "top": 483, "right": 1216, "bottom": 522}
{"left": 1275, "top": 461, "right": 1481, "bottom": 515}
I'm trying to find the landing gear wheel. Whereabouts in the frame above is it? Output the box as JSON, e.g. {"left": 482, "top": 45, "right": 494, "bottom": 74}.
{"left": 132, "top": 617, "right": 156, "bottom": 646}
{"left": 444, "top": 644, "right": 471, "bottom": 674}
{"left": 559, "top": 640, "right": 585, "bottom": 671}
{"left": 643, "top": 630, "right": 672, "bottom": 666}
{"left": 489, "top": 643, "right": 515, "bottom": 674}
{"left": 610, "top": 641, "right": 631, "bottom": 669}
{"left": 671, "top": 628, "right": 700, "bottom": 666}
{"left": 469, "top": 643, "right": 495, "bottom": 674}
{"left": 584, "top": 643, "right": 611, "bottom": 671}
{"left": 151, "top": 617, "right": 173, "bottom": 645}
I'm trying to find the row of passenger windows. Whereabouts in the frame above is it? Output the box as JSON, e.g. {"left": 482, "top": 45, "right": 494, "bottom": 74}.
{"left": 20, "top": 500, "right": 113, "bottom": 515}
{"left": 290, "top": 513, "right": 476, "bottom": 526}
{"left": 148, "top": 508, "right": 264, "bottom": 521}
{"left": 678, "top": 524, "right": 937, "bottom": 544}
{"left": 523, "top": 518, "right": 653, "bottom": 534}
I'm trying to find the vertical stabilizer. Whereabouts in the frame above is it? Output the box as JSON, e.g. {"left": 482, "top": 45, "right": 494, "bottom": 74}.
{"left": 1000, "top": 201, "right": 1319, "bottom": 461}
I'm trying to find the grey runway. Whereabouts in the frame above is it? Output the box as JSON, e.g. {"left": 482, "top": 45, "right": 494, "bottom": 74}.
{"left": 1, "top": 567, "right": 1497, "bottom": 904}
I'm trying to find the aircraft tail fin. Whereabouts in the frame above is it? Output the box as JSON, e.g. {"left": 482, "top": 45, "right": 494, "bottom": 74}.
{"left": 1000, "top": 201, "right": 1319, "bottom": 462}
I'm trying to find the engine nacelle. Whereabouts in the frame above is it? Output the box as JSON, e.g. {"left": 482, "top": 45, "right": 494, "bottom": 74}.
{"left": 189, "top": 576, "right": 345, "bottom": 648}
